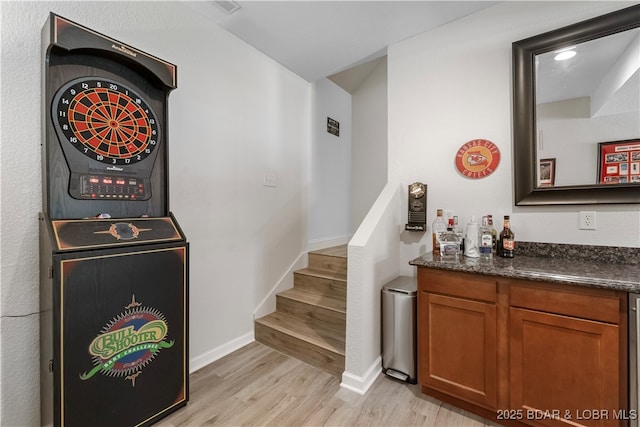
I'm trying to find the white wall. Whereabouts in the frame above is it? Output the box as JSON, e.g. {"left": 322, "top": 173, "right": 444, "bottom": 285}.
{"left": 343, "top": 182, "right": 402, "bottom": 393}
{"left": 309, "top": 78, "right": 352, "bottom": 248}
{"left": 351, "top": 57, "right": 388, "bottom": 231}
{"left": 389, "top": 1, "right": 640, "bottom": 276}
{"left": 537, "top": 109, "right": 638, "bottom": 186}
{"left": 0, "top": 1, "right": 310, "bottom": 425}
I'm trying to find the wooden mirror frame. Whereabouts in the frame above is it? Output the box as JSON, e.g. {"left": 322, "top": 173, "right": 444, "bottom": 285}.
{"left": 512, "top": 4, "right": 640, "bottom": 206}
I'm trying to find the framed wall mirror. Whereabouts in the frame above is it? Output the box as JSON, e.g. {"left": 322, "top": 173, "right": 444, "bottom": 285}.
{"left": 512, "top": 4, "right": 640, "bottom": 205}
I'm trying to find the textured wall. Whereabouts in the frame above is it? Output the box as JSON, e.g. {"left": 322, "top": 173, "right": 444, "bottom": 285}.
{"left": 1, "top": 2, "right": 310, "bottom": 425}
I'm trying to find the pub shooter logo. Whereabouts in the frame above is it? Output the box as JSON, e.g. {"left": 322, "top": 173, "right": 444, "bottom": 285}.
{"left": 80, "top": 295, "right": 174, "bottom": 386}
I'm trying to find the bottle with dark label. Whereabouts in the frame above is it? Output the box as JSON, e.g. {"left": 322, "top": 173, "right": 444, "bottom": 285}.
{"left": 499, "top": 215, "right": 515, "bottom": 258}
{"left": 432, "top": 209, "right": 446, "bottom": 255}
{"left": 487, "top": 215, "right": 497, "bottom": 255}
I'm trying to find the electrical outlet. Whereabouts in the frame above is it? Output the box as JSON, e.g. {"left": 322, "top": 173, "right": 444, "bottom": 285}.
{"left": 579, "top": 211, "right": 596, "bottom": 230}
{"left": 263, "top": 173, "right": 277, "bottom": 187}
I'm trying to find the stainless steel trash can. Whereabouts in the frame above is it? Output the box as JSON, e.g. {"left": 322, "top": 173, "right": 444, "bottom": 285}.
{"left": 381, "top": 276, "right": 417, "bottom": 383}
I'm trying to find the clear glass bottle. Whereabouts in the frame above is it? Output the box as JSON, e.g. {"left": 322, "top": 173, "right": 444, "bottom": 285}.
{"left": 453, "top": 215, "right": 464, "bottom": 253}
{"left": 438, "top": 218, "right": 461, "bottom": 257}
{"left": 479, "top": 216, "right": 493, "bottom": 259}
{"left": 432, "top": 209, "right": 447, "bottom": 255}
{"left": 487, "top": 215, "right": 498, "bottom": 255}
{"left": 499, "top": 215, "right": 515, "bottom": 258}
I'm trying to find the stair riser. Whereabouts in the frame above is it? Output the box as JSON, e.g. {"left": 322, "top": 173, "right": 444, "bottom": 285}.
{"left": 276, "top": 296, "right": 345, "bottom": 331}
{"left": 308, "top": 253, "right": 347, "bottom": 275}
{"left": 255, "top": 322, "right": 344, "bottom": 376}
{"left": 293, "top": 272, "right": 346, "bottom": 298}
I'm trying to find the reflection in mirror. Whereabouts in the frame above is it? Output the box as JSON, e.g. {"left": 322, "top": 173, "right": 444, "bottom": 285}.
{"left": 512, "top": 4, "right": 640, "bottom": 205}
{"left": 535, "top": 28, "right": 640, "bottom": 187}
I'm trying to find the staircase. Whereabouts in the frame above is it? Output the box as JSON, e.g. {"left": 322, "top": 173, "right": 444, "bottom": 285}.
{"left": 255, "top": 245, "right": 347, "bottom": 376}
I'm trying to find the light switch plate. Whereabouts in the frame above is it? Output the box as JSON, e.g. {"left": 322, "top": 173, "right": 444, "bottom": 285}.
{"left": 263, "top": 173, "right": 277, "bottom": 187}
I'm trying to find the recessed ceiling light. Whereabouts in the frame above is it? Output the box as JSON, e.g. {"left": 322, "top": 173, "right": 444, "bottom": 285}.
{"left": 554, "top": 50, "right": 576, "bottom": 61}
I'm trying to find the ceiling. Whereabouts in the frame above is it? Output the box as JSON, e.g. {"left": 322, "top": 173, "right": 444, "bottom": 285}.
{"left": 536, "top": 28, "right": 640, "bottom": 114}
{"left": 182, "top": 1, "right": 499, "bottom": 85}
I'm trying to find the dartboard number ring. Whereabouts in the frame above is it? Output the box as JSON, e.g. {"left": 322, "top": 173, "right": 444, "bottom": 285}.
{"left": 53, "top": 77, "right": 160, "bottom": 166}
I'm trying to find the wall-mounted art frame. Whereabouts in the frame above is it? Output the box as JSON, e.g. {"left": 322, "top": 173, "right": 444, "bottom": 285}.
{"left": 327, "top": 117, "right": 340, "bottom": 137}
{"left": 538, "top": 158, "right": 556, "bottom": 187}
{"left": 597, "top": 139, "right": 640, "bottom": 184}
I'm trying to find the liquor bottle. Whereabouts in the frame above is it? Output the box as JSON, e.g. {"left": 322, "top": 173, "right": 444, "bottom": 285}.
{"left": 464, "top": 216, "right": 480, "bottom": 258}
{"left": 453, "top": 215, "right": 464, "bottom": 252}
{"left": 499, "top": 215, "right": 515, "bottom": 258}
{"left": 438, "top": 218, "right": 462, "bottom": 257}
{"left": 479, "top": 216, "right": 493, "bottom": 259}
{"left": 432, "top": 209, "right": 447, "bottom": 255}
{"left": 487, "top": 215, "right": 498, "bottom": 255}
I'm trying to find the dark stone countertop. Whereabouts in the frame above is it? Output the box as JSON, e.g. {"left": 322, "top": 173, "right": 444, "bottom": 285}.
{"left": 409, "top": 242, "right": 640, "bottom": 293}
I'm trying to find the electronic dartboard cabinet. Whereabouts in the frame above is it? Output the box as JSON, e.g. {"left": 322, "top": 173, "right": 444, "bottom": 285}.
{"left": 39, "top": 14, "right": 188, "bottom": 427}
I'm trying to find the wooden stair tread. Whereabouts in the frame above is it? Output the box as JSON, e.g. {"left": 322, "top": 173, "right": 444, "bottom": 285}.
{"left": 254, "top": 244, "right": 348, "bottom": 375}
{"left": 295, "top": 267, "right": 347, "bottom": 282}
{"left": 255, "top": 312, "right": 345, "bottom": 355}
{"left": 279, "top": 288, "right": 346, "bottom": 313}
{"left": 308, "top": 245, "right": 347, "bottom": 276}
{"left": 309, "top": 244, "right": 347, "bottom": 258}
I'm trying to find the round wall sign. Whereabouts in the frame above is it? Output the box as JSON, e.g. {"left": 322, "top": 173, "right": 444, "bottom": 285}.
{"left": 455, "top": 139, "right": 500, "bottom": 179}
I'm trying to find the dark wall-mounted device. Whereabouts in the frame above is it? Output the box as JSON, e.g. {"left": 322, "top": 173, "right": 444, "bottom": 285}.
{"left": 405, "top": 182, "right": 427, "bottom": 231}
{"left": 40, "top": 14, "right": 188, "bottom": 427}
{"left": 42, "top": 13, "right": 177, "bottom": 220}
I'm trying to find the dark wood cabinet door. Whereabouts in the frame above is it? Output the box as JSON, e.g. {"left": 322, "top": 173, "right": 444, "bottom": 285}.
{"left": 510, "top": 307, "right": 620, "bottom": 427}
{"left": 419, "top": 292, "right": 497, "bottom": 409}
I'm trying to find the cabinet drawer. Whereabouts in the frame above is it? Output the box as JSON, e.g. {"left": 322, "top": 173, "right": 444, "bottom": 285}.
{"left": 419, "top": 268, "right": 496, "bottom": 303}
{"left": 510, "top": 282, "right": 620, "bottom": 324}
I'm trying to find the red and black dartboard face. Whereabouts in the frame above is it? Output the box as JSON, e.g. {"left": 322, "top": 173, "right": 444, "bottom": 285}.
{"left": 53, "top": 77, "right": 160, "bottom": 166}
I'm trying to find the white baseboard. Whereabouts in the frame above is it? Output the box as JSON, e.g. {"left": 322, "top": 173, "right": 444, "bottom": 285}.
{"left": 189, "top": 331, "right": 254, "bottom": 374}
{"left": 253, "top": 251, "right": 307, "bottom": 319}
{"left": 339, "top": 356, "right": 382, "bottom": 395}
{"left": 307, "top": 234, "right": 352, "bottom": 252}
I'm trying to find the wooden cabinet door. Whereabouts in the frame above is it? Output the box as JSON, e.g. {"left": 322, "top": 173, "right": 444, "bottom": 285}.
{"left": 510, "top": 307, "right": 620, "bottom": 427}
{"left": 419, "top": 292, "right": 497, "bottom": 409}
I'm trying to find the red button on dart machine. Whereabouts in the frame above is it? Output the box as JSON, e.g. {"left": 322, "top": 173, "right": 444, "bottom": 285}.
{"left": 39, "top": 14, "right": 188, "bottom": 427}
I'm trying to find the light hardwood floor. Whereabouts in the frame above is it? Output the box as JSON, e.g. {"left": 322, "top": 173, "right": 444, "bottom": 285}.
{"left": 158, "top": 342, "right": 497, "bottom": 426}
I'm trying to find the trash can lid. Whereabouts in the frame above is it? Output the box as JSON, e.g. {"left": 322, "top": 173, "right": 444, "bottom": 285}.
{"left": 382, "top": 276, "right": 417, "bottom": 295}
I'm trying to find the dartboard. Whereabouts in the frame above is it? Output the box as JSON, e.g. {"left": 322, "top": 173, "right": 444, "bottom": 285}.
{"left": 53, "top": 77, "right": 160, "bottom": 166}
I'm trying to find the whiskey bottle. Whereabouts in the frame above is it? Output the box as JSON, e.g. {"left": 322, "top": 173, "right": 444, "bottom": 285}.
{"left": 432, "top": 209, "right": 447, "bottom": 255}
{"left": 479, "top": 216, "right": 493, "bottom": 259}
{"left": 499, "top": 215, "right": 515, "bottom": 258}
